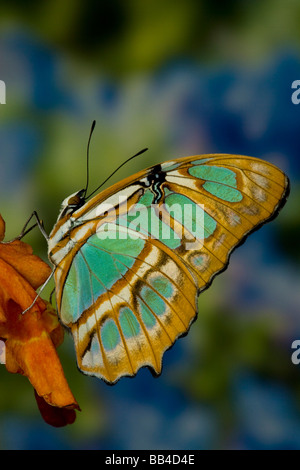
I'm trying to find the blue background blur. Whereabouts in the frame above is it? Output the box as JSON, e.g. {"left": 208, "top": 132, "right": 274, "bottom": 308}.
{"left": 0, "top": 0, "right": 300, "bottom": 450}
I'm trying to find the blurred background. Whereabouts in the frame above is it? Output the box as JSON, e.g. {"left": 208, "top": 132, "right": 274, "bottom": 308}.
{"left": 0, "top": 0, "right": 300, "bottom": 450}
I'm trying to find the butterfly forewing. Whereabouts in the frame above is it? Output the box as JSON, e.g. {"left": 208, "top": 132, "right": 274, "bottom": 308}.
{"left": 48, "top": 154, "right": 289, "bottom": 383}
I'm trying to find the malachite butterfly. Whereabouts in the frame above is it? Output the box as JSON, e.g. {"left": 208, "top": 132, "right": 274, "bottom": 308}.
{"left": 48, "top": 151, "right": 289, "bottom": 384}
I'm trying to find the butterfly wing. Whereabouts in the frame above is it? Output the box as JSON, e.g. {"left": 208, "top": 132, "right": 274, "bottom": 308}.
{"left": 49, "top": 154, "right": 289, "bottom": 383}
{"left": 57, "top": 226, "right": 197, "bottom": 382}
{"left": 158, "top": 154, "right": 289, "bottom": 290}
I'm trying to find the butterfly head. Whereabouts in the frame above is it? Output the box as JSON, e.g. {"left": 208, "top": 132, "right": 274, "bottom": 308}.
{"left": 58, "top": 189, "right": 86, "bottom": 220}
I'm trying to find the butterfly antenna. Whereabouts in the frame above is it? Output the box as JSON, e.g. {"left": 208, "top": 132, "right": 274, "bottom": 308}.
{"left": 86, "top": 147, "right": 148, "bottom": 199}
{"left": 84, "top": 120, "right": 96, "bottom": 197}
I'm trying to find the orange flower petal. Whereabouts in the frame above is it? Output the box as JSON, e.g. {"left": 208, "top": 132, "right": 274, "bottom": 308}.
{"left": 0, "top": 239, "right": 52, "bottom": 290}
{"left": 34, "top": 391, "right": 77, "bottom": 427}
{"left": 0, "top": 214, "right": 80, "bottom": 426}
{"left": 0, "top": 258, "right": 46, "bottom": 318}
{"left": 2, "top": 301, "right": 79, "bottom": 410}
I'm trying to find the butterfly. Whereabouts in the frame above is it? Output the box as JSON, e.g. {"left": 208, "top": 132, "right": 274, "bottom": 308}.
{"left": 47, "top": 134, "right": 289, "bottom": 384}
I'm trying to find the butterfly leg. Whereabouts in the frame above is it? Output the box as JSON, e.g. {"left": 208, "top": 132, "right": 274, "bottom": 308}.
{"left": 21, "top": 268, "right": 55, "bottom": 315}
{"left": 1, "top": 210, "right": 55, "bottom": 314}
{"left": 2, "top": 210, "right": 49, "bottom": 243}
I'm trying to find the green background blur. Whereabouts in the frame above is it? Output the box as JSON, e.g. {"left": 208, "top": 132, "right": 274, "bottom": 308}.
{"left": 0, "top": 0, "right": 300, "bottom": 450}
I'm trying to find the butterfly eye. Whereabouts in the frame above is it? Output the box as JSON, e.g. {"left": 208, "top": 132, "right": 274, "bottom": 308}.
{"left": 67, "top": 195, "right": 81, "bottom": 206}
{"left": 56, "top": 189, "right": 87, "bottom": 221}
{"left": 67, "top": 189, "right": 85, "bottom": 206}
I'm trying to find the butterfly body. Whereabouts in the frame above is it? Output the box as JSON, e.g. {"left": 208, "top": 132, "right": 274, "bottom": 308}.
{"left": 48, "top": 154, "right": 289, "bottom": 383}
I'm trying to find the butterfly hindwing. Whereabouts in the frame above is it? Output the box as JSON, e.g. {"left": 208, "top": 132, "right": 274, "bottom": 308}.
{"left": 58, "top": 225, "right": 197, "bottom": 383}
{"left": 48, "top": 154, "right": 289, "bottom": 383}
